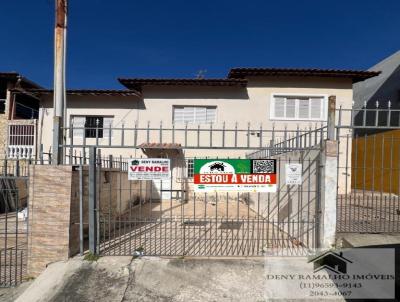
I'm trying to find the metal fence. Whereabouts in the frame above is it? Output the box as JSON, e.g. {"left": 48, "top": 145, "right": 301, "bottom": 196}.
{"left": 89, "top": 153, "right": 320, "bottom": 257}
{"left": 0, "top": 174, "right": 28, "bottom": 287}
{"left": 61, "top": 122, "right": 327, "bottom": 150}
{"left": 336, "top": 104, "right": 400, "bottom": 233}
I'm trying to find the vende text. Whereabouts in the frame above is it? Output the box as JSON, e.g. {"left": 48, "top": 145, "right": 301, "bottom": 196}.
{"left": 194, "top": 174, "right": 276, "bottom": 184}
{"left": 130, "top": 166, "right": 168, "bottom": 172}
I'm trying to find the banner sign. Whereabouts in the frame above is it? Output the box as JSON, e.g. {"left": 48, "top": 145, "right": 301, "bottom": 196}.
{"left": 128, "top": 158, "right": 170, "bottom": 180}
{"left": 285, "top": 163, "right": 302, "bottom": 185}
{"left": 194, "top": 159, "right": 277, "bottom": 192}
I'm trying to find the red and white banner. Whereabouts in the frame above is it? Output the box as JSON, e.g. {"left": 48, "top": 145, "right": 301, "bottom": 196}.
{"left": 128, "top": 158, "right": 170, "bottom": 180}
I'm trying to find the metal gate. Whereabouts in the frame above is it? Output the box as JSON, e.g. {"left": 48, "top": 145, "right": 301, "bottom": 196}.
{"left": 0, "top": 159, "right": 29, "bottom": 287}
{"left": 72, "top": 123, "right": 327, "bottom": 257}
{"left": 336, "top": 104, "right": 400, "bottom": 233}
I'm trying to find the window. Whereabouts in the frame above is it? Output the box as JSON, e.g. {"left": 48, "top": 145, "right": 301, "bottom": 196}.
{"left": 271, "top": 95, "right": 326, "bottom": 121}
{"left": 71, "top": 116, "right": 113, "bottom": 138}
{"left": 173, "top": 106, "right": 216, "bottom": 124}
{"left": 85, "top": 116, "right": 103, "bottom": 138}
{"left": 187, "top": 159, "right": 194, "bottom": 178}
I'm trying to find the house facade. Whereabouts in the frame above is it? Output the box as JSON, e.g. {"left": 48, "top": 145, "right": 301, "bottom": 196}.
{"left": 35, "top": 68, "right": 378, "bottom": 157}
{"left": 1, "top": 68, "right": 379, "bottom": 195}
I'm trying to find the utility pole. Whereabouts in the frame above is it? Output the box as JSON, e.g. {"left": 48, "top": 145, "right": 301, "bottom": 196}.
{"left": 52, "top": 0, "right": 67, "bottom": 165}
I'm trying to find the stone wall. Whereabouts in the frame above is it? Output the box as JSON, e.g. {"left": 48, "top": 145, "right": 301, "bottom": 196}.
{"left": 0, "top": 113, "right": 7, "bottom": 158}
{"left": 27, "top": 165, "right": 74, "bottom": 277}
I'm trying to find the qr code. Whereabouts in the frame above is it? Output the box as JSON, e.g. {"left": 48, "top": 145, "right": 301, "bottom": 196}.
{"left": 252, "top": 159, "right": 275, "bottom": 173}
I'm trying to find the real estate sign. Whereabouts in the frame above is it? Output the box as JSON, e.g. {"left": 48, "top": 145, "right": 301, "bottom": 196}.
{"left": 194, "top": 159, "right": 277, "bottom": 192}
{"left": 128, "top": 158, "right": 170, "bottom": 180}
{"left": 285, "top": 163, "right": 302, "bottom": 185}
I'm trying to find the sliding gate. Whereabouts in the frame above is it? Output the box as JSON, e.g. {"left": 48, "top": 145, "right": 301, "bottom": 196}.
{"left": 77, "top": 126, "right": 326, "bottom": 257}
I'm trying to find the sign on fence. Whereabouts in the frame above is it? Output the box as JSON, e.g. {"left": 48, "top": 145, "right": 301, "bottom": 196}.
{"left": 128, "top": 158, "right": 170, "bottom": 180}
{"left": 194, "top": 159, "right": 277, "bottom": 192}
{"left": 285, "top": 163, "right": 302, "bottom": 185}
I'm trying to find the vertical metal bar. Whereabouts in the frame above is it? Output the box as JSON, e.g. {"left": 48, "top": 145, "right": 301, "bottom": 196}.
{"left": 88, "top": 147, "right": 97, "bottom": 254}
{"left": 185, "top": 123, "right": 188, "bottom": 148}
{"left": 247, "top": 122, "right": 250, "bottom": 148}
{"left": 362, "top": 101, "right": 367, "bottom": 126}
{"left": 159, "top": 121, "right": 162, "bottom": 144}
{"left": 234, "top": 122, "right": 238, "bottom": 148}
{"left": 222, "top": 122, "right": 226, "bottom": 148}
{"left": 172, "top": 122, "right": 175, "bottom": 144}
{"left": 79, "top": 164, "right": 84, "bottom": 255}
{"left": 327, "top": 95, "right": 336, "bottom": 141}
{"left": 134, "top": 121, "right": 138, "bottom": 147}
{"left": 209, "top": 123, "right": 213, "bottom": 147}
{"left": 146, "top": 121, "right": 150, "bottom": 143}
{"left": 121, "top": 122, "right": 125, "bottom": 146}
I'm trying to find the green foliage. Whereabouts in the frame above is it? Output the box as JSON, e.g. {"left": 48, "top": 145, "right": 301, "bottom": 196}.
{"left": 84, "top": 252, "right": 100, "bottom": 262}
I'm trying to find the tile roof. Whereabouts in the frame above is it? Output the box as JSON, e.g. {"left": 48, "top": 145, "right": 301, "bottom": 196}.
{"left": 118, "top": 78, "right": 248, "bottom": 91}
{"left": 24, "top": 89, "right": 139, "bottom": 96}
{"left": 228, "top": 67, "right": 381, "bottom": 83}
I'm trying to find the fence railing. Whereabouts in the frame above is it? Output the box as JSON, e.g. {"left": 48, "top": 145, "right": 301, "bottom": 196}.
{"left": 247, "top": 126, "right": 327, "bottom": 159}
{"left": 7, "top": 121, "right": 37, "bottom": 159}
{"left": 61, "top": 122, "right": 329, "bottom": 150}
{"left": 336, "top": 103, "right": 400, "bottom": 130}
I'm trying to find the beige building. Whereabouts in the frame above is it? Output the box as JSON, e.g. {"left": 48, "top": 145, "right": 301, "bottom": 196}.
{"left": 2, "top": 68, "right": 379, "bottom": 195}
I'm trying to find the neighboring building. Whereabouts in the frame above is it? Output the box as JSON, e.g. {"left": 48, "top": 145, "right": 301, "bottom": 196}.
{"left": 354, "top": 50, "right": 400, "bottom": 110}
{"left": 0, "top": 72, "right": 42, "bottom": 159}
{"left": 353, "top": 50, "right": 400, "bottom": 133}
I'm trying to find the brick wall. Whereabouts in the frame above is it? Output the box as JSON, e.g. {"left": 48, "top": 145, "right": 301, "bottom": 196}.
{"left": 27, "top": 165, "right": 152, "bottom": 276}
{"left": 0, "top": 114, "right": 7, "bottom": 157}
{"left": 27, "top": 165, "right": 74, "bottom": 277}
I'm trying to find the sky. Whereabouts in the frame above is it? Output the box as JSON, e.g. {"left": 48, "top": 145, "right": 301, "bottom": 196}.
{"left": 0, "top": 0, "right": 399, "bottom": 89}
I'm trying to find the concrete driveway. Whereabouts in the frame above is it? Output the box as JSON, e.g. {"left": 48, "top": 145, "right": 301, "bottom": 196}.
{"left": 14, "top": 256, "right": 346, "bottom": 302}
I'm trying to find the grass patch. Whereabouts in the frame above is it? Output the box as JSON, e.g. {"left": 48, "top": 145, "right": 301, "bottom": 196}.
{"left": 24, "top": 275, "right": 35, "bottom": 282}
{"left": 84, "top": 252, "right": 100, "bottom": 262}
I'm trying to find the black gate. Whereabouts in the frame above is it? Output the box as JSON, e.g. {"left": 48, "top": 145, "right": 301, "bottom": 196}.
{"left": 0, "top": 160, "right": 29, "bottom": 286}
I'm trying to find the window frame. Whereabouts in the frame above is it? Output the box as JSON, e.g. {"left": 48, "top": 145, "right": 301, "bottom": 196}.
{"left": 269, "top": 93, "right": 328, "bottom": 121}
{"left": 186, "top": 158, "right": 194, "bottom": 178}
{"left": 70, "top": 115, "right": 114, "bottom": 139}
{"left": 172, "top": 105, "right": 217, "bottom": 124}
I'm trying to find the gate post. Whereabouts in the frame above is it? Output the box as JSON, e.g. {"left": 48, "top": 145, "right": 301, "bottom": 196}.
{"left": 89, "top": 146, "right": 98, "bottom": 254}
{"left": 318, "top": 95, "right": 338, "bottom": 248}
